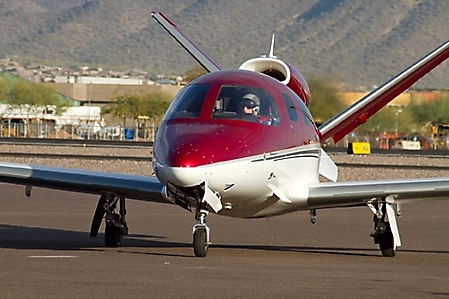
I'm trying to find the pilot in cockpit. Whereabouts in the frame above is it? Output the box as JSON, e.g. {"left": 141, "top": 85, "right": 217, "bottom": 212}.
{"left": 240, "top": 93, "right": 260, "bottom": 122}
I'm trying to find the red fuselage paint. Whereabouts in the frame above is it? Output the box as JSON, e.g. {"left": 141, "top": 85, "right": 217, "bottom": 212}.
{"left": 153, "top": 70, "right": 320, "bottom": 168}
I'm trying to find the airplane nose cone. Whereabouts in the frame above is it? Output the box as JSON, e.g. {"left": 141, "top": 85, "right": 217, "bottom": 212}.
{"left": 167, "top": 138, "right": 212, "bottom": 167}
{"left": 154, "top": 122, "right": 255, "bottom": 168}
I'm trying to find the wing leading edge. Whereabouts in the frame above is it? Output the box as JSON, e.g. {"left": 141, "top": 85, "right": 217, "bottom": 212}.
{"left": 319, "top": 40, "right": 449, "bottom": 143}
{"left": 307, "top": 177, "right": 449, "bottom": 209}
{"left": 0, "top": 162, "right": 166, "bottom": 203}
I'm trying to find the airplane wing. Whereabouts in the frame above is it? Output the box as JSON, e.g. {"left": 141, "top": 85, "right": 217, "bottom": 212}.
{"left": 306, "top": 177, "right": 449, "bottom": 255}
{"left": 151, "top": 12, "right": 221, "bottom": 73}
{"left": 318, "top": 40, "right": 449, "bottom": 143}
{"left": 0, "top": 161, "right": 166, "bottom": 203}
{"left": 307, "top": 177, "right": 449, "bottom": 209}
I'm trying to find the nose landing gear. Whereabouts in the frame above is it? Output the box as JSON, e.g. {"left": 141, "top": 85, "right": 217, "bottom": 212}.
{"left": 193, "top": 209, "right": 210, "bottom": 257}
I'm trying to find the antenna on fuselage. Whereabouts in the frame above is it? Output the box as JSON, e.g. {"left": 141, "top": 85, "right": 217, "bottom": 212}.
{"left": 260, "top": 34, "right": 277, "bottom": 58}
{"left": 268, "top": 34, "right": 276, "bottom": 58}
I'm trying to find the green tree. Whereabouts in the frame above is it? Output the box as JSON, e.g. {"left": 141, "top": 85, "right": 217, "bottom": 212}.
{"left": 0, "top": 78, "right": 8, "bottom": 102}
{"left": 407, "top": 96, "right": 449, "bottom": 125}
{"left": 140, "top": 91, "right": 172, "bottom": 120}
{"left": 102, "top": 92, "right": 142, "bottom": 127}
{"left": 7, "top": 80, "right": 69, "bottom": 111}
{"left": 307, "top": 76, "right": 345, "bottom": 124}
{"left": 0, "top": 75, "right": 72, "bottom": 137}
{"left": 0, "top": 74, "right": 16, "bottom": 103}
{"left": 102, "top": 91, "right": 172, "bottom": 126}
{"left": 358, "top": 106, "right": 416, "bottom": 134}
{"left": 5, "top": 80, "right": 70, "bottom": 123}
{"left": 182, "top": 65, "right": 208, "bottom": 83}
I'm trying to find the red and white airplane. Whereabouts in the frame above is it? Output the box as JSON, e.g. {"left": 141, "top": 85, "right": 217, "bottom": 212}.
{"left": 1, "top": 12, "right": 448, "bottom": 258}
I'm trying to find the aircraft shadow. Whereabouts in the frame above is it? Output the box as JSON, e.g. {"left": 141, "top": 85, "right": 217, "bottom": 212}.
{"left": 0, "top": 224, "right": 189, "bottom": 250}
{"left": 211, "top": 243, "right": 449, "bottom": 257}
{"left": 1, "top": 224, "right": 447, "bottom": 258}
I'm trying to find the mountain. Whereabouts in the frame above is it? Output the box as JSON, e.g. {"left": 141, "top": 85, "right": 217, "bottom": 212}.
{"left": 0, "top": 0, "right": 448, "bottom": 89}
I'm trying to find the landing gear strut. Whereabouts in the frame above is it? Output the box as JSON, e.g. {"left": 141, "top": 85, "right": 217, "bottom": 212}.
{"left": 193, "top": 209, "right": 210, "bottom": 257}
{"left": 368, "top": 202, "right": 396, "bottom": 257}
{"left": 90, "top": 195, "right": 129, "bottom": 247}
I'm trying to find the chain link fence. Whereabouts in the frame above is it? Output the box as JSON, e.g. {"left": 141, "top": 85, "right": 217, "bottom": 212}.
{"left": 0, "top": 121, "right": 157, "bottom": 141}
{"left": 2, "top": 121, "right": 447, "bottom": 149}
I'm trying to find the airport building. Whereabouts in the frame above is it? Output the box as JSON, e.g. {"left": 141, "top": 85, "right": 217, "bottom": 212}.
{"left": 46, "top": 76, "right": 183, "bottom": 105}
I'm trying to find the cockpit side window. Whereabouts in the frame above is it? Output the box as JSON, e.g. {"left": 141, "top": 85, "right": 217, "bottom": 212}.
{"left": 282, "top": 92, "right": 314, "bottom": 126}
{"left": 281, "top": 93, "right": 298, "bottom": 122}
{"left": 212, "top": 85, "right": 280, "bottom": 126}
{"left": 294, "top": 94, "right": 314, "bottom": 125}
{"left": 163, "top": 84, "right": 210, "bottom": 120}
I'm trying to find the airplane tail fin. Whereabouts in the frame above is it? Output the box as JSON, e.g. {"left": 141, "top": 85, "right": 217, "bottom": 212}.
{"left": 151, "top": 12, "right": 221, "bottom": 73}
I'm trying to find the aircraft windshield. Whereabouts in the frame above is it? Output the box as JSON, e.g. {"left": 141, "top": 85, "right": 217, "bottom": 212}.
{"left": 163, "top": 84, "right": 210, "bottom": 120}
{"left": 212, "top": 86, "right": 280, "bottom": 126}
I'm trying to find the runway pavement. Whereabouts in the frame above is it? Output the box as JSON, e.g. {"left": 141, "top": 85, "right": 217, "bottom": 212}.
{"left": 0, "top": 183, "right": 448, "bottom": 298}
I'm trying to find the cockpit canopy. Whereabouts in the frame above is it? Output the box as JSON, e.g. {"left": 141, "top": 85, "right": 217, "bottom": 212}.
{"left": 164, "top": 84, "right": 280, "bottom": 126}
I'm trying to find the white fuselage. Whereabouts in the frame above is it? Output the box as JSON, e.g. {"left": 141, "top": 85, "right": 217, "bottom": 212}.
{"left": 155, "top": 143, "right": 322, "bottom": 218}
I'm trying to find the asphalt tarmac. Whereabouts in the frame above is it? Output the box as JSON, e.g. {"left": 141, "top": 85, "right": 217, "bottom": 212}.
{"left": 0, "top": 184, "right": 448, "bottom": 298}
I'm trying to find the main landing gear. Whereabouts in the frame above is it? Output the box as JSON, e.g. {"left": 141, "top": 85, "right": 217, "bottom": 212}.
{"left": 193, "top": 208, "right": 210, "bottom": 257}
{"left": 368, "top": 201, "right": 401, "bottom": 257}
{"left": 90, "top": 195, "right": 129, "bottom": 247}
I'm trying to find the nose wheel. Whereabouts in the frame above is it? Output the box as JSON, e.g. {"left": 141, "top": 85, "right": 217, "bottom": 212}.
{"left": 193, "top": 209, "right": 210, "bottom": 257}
{"left": 193, "top": 227, "right": 209, "bottom": 257}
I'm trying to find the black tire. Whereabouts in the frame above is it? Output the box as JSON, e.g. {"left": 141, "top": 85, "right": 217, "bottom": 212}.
{"left": 105, "top": 225, "right": 122, "bottom": 247}
{"left": 193, "top": 228, "right": 208, "bottom": 257}
{"left": 379, "top": 226, "right": 395, "bottom": 257}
